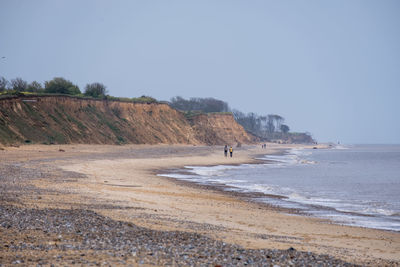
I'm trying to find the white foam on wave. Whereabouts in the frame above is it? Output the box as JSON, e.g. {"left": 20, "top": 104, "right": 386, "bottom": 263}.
{"left": 185, "top": 165, "right": 240, "bottom": 177}
{"left": 157, "top": 173, "right": 193, "bottom": 179}
{"left": 285, "top": 193, "right": 400, "bottom": 222}
{"left": 291, "top": 148, "right": 312, "bottom": 156}
{"left": 287, "top": 193, "right": 364, "bottom": 212}
{"left": 361, "top": 206, "right": 398, "bottom": 217}
{"left": 157, "top": 173, "right": 204, "bottom": 183}
{"left": 332, "top": 145, "right": 349, "bottom": 150}
{"left": 230, "top": 183, "right": 278, "bottom": 195}
{"left": 259, "top": 149, "right": 314, "bottom": 167}
{"left": 258, "top": 154, "right": 297, "bottom": 165}
{"left": 158, "top": 165, "right": 249, "bottom": 186}
{"left": 158, "top": 147, "right": 400, "bottom": 231}
{"left": 288, "top": 192, "right": 309, "bottom": 201}
{"left": 160, "top": 148, "right": 316, "bottom": 196}
{"left": 309, "top": 211, "right": 400, "bottom": 231}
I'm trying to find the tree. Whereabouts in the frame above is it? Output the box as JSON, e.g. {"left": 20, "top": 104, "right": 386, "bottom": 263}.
{"left": 27, "top": 81, "right": 43, "bottom": 92}
{"left": 0, "top": 76, "right": 8, "bottom": 92}
{"left": 170, "top": 96, "right": 230, "bottom": 113}
{"left": 266, "top": 115, "right": 275, "bottom": 134}
{"left": 10, "top": 77, "right": 28, "bottom": 92}
{"left": 44, "top": 77, "right": 81, "bottom": 95}
{"left": 246, "top": 112, "right": 259, "bottom": 133}
{"left": 232, "top": 109, "right": 244, "bottom": 121}
{"left": 84, "top": 82, "right": 107, "bottom": 98}
{"left": 195, "top": 97, "right": 229, "bottom": 113}
{"left": 233, "top": 110, "right": 270, "bottom": 137}
{"left": 280, "top": 124, "right": 290, "bottom": 134}
{"left": 170, "top": 96, "right": 190, "bottom": 111}
{"left": 272, "top": 114, "right": 284, "bottom": 132}
{"left": 258, "top": 116, "right": 268, "bottom": 137}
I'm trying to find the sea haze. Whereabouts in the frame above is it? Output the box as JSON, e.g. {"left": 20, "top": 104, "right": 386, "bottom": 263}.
{"left": 159, "top": 145, "right": 400, "bottom": 231}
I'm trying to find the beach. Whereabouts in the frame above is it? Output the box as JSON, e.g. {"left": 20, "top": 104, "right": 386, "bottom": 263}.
{"left": 0, "top": 144, "right": 399, "bottom": 266}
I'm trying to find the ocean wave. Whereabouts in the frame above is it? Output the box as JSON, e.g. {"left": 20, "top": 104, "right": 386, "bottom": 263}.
{"left": 258, "top": 148, "right": 316, "bottom": 166}
{"left": 158, "top": 145, "right": 400, "bottom": 231}
{"left": 184, "top": 165, "right": 240, "bottom": 177}
{"left": 332, "top": 145, "right": 349, "bottom": 150}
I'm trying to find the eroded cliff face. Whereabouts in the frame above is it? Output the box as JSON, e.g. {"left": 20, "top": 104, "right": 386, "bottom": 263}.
{"left": 0, "top": 96, "right": 254, "bottom": 146}
{"left": 190, "top": 113, "right": 256, "bottom": 146}
{"left": 0, "top": 96, "right": 198, "bottom": 145}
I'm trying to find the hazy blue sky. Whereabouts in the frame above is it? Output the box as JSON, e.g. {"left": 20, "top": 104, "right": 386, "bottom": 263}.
{"left": 1, "top": 0, "right": 399, "bottom": 144}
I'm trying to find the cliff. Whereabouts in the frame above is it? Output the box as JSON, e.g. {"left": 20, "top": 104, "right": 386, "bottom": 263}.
{"left": 0, "top": 96, "right": 254, "bottom": 146}
{"left": 190, "top": 113, "right": 256, "bottom": 145}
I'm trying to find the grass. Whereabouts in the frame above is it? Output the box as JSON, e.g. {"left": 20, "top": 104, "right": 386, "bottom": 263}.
{"left": 47, "top": 131, "right": 66, "bottom": 144}
{"left": 116, "top": 136, "right": 125, "bottom": 144}
{"left": 64, "top": 112, "right": 87, "bottom": 131}
{"left": 22, "top": 102, "right": 45, "bottom": 121}
{"left": 105, "top": 95, "right": 158, "bottom": 103}
{"left": 111, "top": 106, "right": 122, "bottom": 118}
{"left": 48, "top": 113, "right": 61, "bottom": 124}
{"left": 0, "top": 92, "right": 159, "bottom": 104}
{"left": 0, "top": 94, "right": 132, "bottom": 145}
{"left": 0, "top": 126, "right": 19, "bottom": 144}
{"left": 183, "top": 110, "right": 203, "bottom": 120}
{"left": 53, "top": 107, "right": 89, "bottom": 132}
{"left": 208, "top": 112, "right": 233, "bottom": 115}
{"left": 84, "top": 104, "right": 121, "bottom": 136}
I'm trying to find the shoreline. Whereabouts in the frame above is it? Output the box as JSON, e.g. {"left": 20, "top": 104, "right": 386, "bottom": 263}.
{"left": 158, "top": 147, "right": 400, "bottom": 233}
{"left": 153, "top": 146, "right": 309, "bottom": 219}
{"left": 0, "top": 143, "right": 399, "bottom": 265}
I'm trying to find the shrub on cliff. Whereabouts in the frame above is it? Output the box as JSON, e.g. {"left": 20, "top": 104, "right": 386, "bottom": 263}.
{"left": 133, "top": 95, "right": 157, "bottom": 103}
{"left": 10, "top": 77, "right": 28, "bottom": 92}
{"left": 84, "top": 82, "right": 107, "bottom": 98}
{"left": 44, "top": 77, "right": 81, "bottom": 95}
{"left": 105, "top": 95, "right": 157, "bottom": 103}
{"left": 27, "top": 81, "right": 44, "bottom": 93}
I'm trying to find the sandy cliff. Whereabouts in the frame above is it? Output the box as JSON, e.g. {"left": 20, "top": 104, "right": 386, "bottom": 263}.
{"left": 190, "top": 113, "right": 255, "bottom": 145}
{"left": 0, "top": 96, "right": 253, "bottom": 146}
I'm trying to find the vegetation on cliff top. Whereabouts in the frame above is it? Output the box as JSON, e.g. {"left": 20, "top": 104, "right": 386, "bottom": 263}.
{"left": 0, "top": 76, "right": 157, "bottom": 104}
{"left": 169, "top": 96, "right": 314, "bottom": 143}
{"left": 0, "top": 76, "right": 314, "bottom": 143}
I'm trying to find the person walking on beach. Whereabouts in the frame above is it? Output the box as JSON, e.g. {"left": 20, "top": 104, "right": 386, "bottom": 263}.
{"left": 229, "top": 146, "right": 233, "bottom": 157}
{"left": 224, "top": 145, "right": 228, "bottom": 157}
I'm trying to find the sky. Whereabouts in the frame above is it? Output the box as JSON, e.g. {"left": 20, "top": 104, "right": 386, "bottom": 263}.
{"left": 1, "top": 0, "right": 399, "bottom": 144}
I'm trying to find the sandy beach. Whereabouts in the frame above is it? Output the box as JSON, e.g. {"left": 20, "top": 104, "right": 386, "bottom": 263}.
{"left": 0, "top": 144, "right": 399, "bottom": 266}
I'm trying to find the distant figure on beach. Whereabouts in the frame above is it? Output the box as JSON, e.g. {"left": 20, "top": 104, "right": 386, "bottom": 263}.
{"left": 224, "top": 145, "right": 228, "bottom": 157}
{"left": 229, "top": 146, "right": 233, "bottom": 157}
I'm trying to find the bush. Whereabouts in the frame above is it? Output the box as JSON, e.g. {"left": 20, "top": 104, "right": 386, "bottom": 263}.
{"left": 105, "top": 95, "right": 158, "bottom": 103}
{"left": 44, "top": 77, "right": 81, "bottom": 95}
{"left": 84, "top": 82, "right": 107, "bottom": 98}
{"left": 132, "top": 95, "right": 157, "bottom": 103}
{"left": 10, "top": 78, "right": 28, "bottom": 92}
{"left": 26, "top": 81, "right": 44, "bottom": 93}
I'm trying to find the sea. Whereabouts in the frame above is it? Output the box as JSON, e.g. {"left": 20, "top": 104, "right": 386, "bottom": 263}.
{"left": 159, "top": 145, "right": 400, "bottom": 232}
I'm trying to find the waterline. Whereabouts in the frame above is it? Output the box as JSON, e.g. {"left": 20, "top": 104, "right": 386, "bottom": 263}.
{"left": 159, "top": 145, "right": 400, "bottom": 231}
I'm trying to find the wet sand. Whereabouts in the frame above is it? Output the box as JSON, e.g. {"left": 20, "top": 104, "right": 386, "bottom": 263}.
{"left": 0, "top": 144, "right": 399, "bottom": 266}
